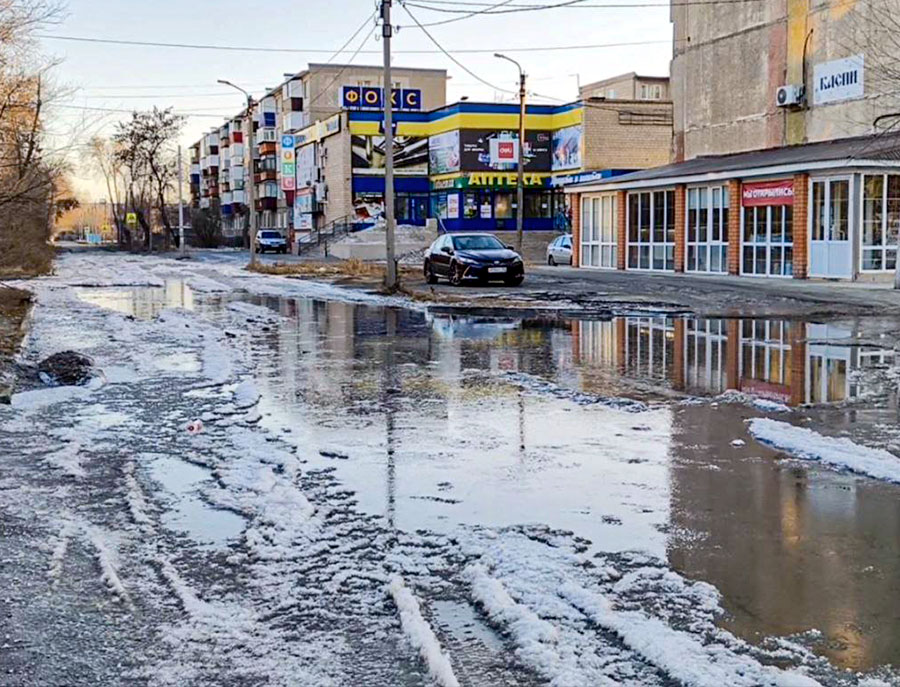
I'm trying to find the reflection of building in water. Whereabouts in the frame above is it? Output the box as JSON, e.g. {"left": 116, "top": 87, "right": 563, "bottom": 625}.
{"left": 573, "top": 317, "right": 895, "bottom": 405}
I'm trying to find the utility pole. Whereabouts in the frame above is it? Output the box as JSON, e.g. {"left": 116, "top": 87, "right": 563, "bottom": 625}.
{"left": 495, "top": 53, "right": 526, "bottom": 254}
{"left": 382, "top": 0, "right": 398, "bottom": 290}
{"left": 177, "top": 144, "right": 186, "bottom": 256}
{"left": 218, "top": 79, "right": 258, "bottom": 268}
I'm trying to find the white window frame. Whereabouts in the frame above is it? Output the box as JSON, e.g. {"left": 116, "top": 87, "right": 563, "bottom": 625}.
{"left": 685, "top": 185, "right": 729, "bottom": 274}
{"left": 739, "top": 203, "right": 794, "bottom": 279}
{"left": 580, "top": 193, "right": 617, "bottom": 269}
{"left": 808, "top": 174, "right": 854, "bottom": 279}
{"left": 683, "top": 318, "right": 728, "bottom": 394}
{"left": 626, "top": 189, "right": 675, "bottom": 272}
{"left": 859, "top": 172, "right": 900, "bottom": 273}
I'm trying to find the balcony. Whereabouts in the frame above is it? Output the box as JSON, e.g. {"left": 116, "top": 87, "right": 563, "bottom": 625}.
{"left": 256, "top": 127, "right": 277, "bottom": 144}
{"left": 190, "top": 163, "right": 200, "bottom": 176}
{"left": 232, "top": 190, "right": 245, "bottom": 205}
{"left": 283, "top": 79, "right": 304, "bottom": 100}
{"left": 231, "top": 142, "right": 244, "bottom": 158}
{"left": 207, "top": 154, "right": 219, "bottom": 167}
{"left": 221, "top": 191, "right": 233, "bottom": 205}
{"left": 254, "top": 169, "right": 277, "bottom": 183}
{"left": 258, "top": 140, "right": 276, "bottom": 155}
{"left": 282, "top": 111, "right": 306, "bottom": 132}
{"left": 255, "top": 197, "right": 277, "bottom": 212}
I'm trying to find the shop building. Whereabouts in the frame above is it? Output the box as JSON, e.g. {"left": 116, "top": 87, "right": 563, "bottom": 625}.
{"left": 291, "top": 95, "right": 672, "bottom": 256}
{"left": 568, "top": 132, "right": 900, "bottom": 279}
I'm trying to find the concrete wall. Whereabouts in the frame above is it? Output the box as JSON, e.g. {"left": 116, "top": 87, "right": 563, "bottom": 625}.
{"left": 582, "top": 100, "right": 674, "bottom": 170}
{"left": 672, "top": 0, "right": 900, "bottom": 161}
{"left": 319, "top": 119, "right": 353, "bottom": 227}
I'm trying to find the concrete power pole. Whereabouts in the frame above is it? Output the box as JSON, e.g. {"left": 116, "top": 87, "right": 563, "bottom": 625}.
{"left": 382, "top": 0, "right": 398, "bottom": 290}
{"left": 177, "top": 145, "right": 186, "bottom": 255}
{"left": 246, "top": 97, "right": 258, "bottom": 268}
{"left": 516, "top": 69, "right": 526, "bottom": 255}
{"left": 495, "top": 53, "right": 526, "bottom": 254}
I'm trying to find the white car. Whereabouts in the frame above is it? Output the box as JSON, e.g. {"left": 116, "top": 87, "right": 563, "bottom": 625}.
{"left": 255, "top": 230, "right": 288, "bottom": 254}
{"left": 546, "top": 234, "right": 573, "bottom": 266}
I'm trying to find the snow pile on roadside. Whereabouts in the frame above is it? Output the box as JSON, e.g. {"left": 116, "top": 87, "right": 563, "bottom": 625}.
{"left": 749, "top": 418, "right": 900, "bottom": 483}
{"left": 715, "top": 390, "right": 791, "bottom": 413}
{"left": 388, "top": 576, "right": 460, "bottom": 687}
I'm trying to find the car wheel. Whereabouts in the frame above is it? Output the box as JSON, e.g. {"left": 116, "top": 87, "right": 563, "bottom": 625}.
{"left": 548, "top": 254, "right": 556, "bottom": 266}
{"left": 506, "top": 275, "right": 524, "bottom": 287}
{"left": 449, "top": 262, "right": 464, "bottom": 287}
{"left": 424, "top": 260, "right": 438, "bottom": 284}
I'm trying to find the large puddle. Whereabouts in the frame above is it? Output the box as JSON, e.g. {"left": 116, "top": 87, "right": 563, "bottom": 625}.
{"left": 78, "top": 282, "right": 900, "bottom": 672}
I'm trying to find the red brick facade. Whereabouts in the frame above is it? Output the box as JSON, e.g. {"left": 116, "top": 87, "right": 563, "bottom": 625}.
{"left": 673, "top": 185, "right": 686, "bottom": 272}
{"left": 727, "top": 179, "right": 741, "bottom": 275}
{"left": 616, "top": 190, "right": 627, "bottom": 271}
{"left": 792, "top": 173, "right": 809, "bottom": 279}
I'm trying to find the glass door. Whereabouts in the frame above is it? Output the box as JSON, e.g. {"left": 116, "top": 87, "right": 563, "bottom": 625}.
{"left": 580, "top": 195, "right": 617, "bottom": 268}
{"left": 810, "top": 177, "right": 852, "bottom": 278}
{"left": 686, "top": 186, "right": 729, "bottom": 273}
{"left": 741, "top": 205, "right": 794, "bottom": 277}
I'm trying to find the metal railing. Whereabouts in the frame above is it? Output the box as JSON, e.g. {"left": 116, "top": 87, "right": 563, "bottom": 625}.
{"left": 296, "top": 215, "right": 357, "bottom": 255}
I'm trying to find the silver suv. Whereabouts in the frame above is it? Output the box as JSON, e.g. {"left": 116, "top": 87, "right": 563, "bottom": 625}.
{"left": 256, "top": 230, "right": 287, "bottom": 254}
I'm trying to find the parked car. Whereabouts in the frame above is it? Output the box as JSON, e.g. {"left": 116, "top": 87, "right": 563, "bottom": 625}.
{"left": 255, "top": 230, "right": 288, "bottom": 254}
{"left": 546, "top": 234, "right": 573, "bottom": 265}
{"left": 424, "top": 233, "right": 525, "bottom": 286}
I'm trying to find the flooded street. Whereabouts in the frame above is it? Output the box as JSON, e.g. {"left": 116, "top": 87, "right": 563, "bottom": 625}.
{"left": 3, "top": 252, "right": 900, "bottom": 686}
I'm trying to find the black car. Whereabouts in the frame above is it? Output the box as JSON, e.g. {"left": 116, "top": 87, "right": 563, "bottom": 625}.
{"left": 424, "top": 233, "right": 524, "bottom": 286}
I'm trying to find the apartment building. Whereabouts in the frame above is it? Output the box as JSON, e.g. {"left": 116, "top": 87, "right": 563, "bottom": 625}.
{"left": 568, "top": 0, "right": 900, "bottom": 282}
{"left": 579, "top": 72, "right": 670, "bottom": 103}
{"left": 189, "top": 63, "right": 447, "bottom": 246}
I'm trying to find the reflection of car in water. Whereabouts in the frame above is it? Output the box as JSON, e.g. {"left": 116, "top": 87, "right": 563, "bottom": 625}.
{"left": 424, "top": 233, "right": 525, "bottom": 286}
{"left": 428, "top": 313, "right": 520, "bottom": 341}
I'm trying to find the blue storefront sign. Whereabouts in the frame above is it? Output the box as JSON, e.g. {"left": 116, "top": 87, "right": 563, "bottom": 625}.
{"left": 342, "top": 86, "right": 422, "bottom": 111}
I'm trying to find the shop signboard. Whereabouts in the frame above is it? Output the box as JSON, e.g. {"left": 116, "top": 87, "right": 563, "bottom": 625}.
{"left": 460, "top": 130, "right": 550, "bottom": 172}
{"left": 295, "top": 113, "right": 341, "bottom": 146}
{"left": 296, "top": 213, "right": 313, "bottom": 230}
{"left": 813, "top": 55, "right": 864, "bottom": 105}
{"left": 295, "top": 190, "right": 315, "bottom": 214}
{"left": 430, "top": 172, "right": 549, "bottom": 190}
{"left": 489, "top": 139, "right": 518, "bottom": 165}
{"left": 280, "top": 134, "right": 295, "bottom": 191}
{"left": 428, "top": 130, "right": 460, "bottom": 174}
{"left": 342, "top": 86, "right": 422, "bottom": 111}
{"left": 351, "top": 135, "right": 428, "bottom": 175}
{"left": 551, "top": 124, "right": 582, "bottom": 171}
{"left": 296, "top": 144, "right": 317, "bottom": 189}
{"left": 741, "top": 180, "right": 794, "bottom": 206}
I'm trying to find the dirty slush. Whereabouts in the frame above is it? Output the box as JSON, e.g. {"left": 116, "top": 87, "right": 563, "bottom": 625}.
{"left": 2, "top": 251, "right": 899, "bottom": 686}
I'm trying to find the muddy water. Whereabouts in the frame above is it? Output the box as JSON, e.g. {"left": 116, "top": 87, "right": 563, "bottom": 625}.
{"left": 77, "top": 284, "right": 900, "bottom": 672}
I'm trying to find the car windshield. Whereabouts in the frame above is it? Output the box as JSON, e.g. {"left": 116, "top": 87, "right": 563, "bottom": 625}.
{"left": 260, "top": 231, "right": 281, "bottom": 238}
{"left": 453, "top": 235, "right": 505, "bottom": 251}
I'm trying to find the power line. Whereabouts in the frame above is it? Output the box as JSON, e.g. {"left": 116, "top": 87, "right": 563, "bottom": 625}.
{"left": 36, "top": 32, "right": 674, "bottom": 55}
{"left": 400, "top": 2, "right": 514, "bottom": 95}
{"left": 306, "top": 22, "right": 379, "bottom": 109}
{"left": 81, "top": 92, "right": 251, "bottom": 99}
{"left": 410, "top": 0, "right": 767, "bottom": 7}
{"left": 51, "top": 104, "right": 229, "bottom": 119}
{"left": 405, "top": 0, "right": 594, "bottom": 26}
{"left": 402, "top": 0, "right": 523, "bottom": 28}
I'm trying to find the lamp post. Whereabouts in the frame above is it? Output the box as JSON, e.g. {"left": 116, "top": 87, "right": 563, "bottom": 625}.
{"left": 218, "top": 79, "right": 258, "bottom": 268}
{"left": 495, "top": 53, "right": 526, "bottom": 254}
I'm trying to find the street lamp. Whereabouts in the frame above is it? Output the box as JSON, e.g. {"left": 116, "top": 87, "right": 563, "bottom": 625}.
{"left": 218, "top": 79, "right": 258, "bottom": 268}
{"left": 495, "top": 53, "right": 526, "bottom": 254}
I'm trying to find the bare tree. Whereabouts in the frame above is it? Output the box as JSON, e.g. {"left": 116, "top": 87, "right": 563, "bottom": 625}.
{"left": 112, "top": 107, "right": 185, "bottom": 250}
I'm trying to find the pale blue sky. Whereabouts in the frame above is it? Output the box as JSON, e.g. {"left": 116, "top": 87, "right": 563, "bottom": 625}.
{"left": 41, "top": 0, "right": 674, "bottom": 197}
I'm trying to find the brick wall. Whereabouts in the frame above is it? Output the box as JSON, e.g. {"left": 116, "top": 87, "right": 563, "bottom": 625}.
{"left": 792, "top": 173, "right": 809, "bottom": 279}
{"left": 616, "top": 190, "right": 627, "bottom": 270}
{"left": 571, "top": 192, "right": 581, "bottom": 267}
{"left": 727, "top": 179, "right": 741, "bottom": 275}
{"left": 582, "top": 101, "right": 673, "bottom": 171}
{"left": 674, "top": 185, "right": 686, "bottom": 272}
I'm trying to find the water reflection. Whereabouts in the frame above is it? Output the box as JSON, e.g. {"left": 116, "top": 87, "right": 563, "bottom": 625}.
{"left": 572, "top": 317, "right": 897, "bottom": 405}
{"left": 76, "top": 279, "right": 197, "bottom": 319}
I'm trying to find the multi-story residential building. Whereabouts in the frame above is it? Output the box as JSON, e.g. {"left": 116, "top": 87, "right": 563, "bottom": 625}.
{"left": 579, "top": 72, "right": 670, "bottom": 103}
{"left": 189, "top": 63, "right": 447, "bottom": 246}
{"left": 568, "top": 0, "right": 900, "bottom": 282}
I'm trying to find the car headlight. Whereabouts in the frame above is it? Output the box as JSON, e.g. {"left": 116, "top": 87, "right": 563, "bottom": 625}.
{"left": 456, "top": 255, "right": 479, "bottom": 265}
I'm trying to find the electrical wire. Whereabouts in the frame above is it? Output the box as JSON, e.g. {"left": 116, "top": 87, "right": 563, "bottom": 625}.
{"left": 305, "top": 22, "right": 379, "bottom": 109}
{"left": 50, "top": 104, "right": 229, "bottom": 119}
{"left": 410, "top": 0, "right": 766, "bottom": 8}
{"left": 400, "top": 0, "right": 524, "bottom": 29}
{"left": 405, "top": 0, "right": 593, "bottom": 26}
{"left": 36, "top": 32, "right": 676, "bottom": 55}
{"left": 400, "top": 2, "right": 514, "bottom": 95}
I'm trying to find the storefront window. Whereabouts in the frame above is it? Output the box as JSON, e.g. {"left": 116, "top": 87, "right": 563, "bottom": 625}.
{"left": 687, "top": 186, "right": 728, "bottom": 273}
{"left": 494, "top": 193, "right": 513, "bottom": 219}
{"left": 742, "top": 205, "right": 793, "bottom": 277}
{"left": 431, "top": 193, "right": 449, "bottom": 220}
{"left": 580, "top": 194, "right": 616, "bottom": 268}
{"left": 464, "top": 193, "right": 479, "bottom": 219}
{"left": 627, "top": 190, "right": 674, "bottom": 271}
{"left": 525, "top": 192, "right": 552, "bottom": 218}
{"left": 862, "top": 174, "right": 900, "bottom": 271}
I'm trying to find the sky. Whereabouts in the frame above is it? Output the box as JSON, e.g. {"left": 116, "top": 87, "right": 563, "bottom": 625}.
{"left": 39, "top": 0, "right": 674, "bottom": 199}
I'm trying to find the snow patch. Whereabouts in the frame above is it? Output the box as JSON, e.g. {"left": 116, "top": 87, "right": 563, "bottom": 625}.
{"left": 10, "top": 384, "right": 93, "bottom": 409}
{"left": 750, "top": 418, "right": 900, "bottom": 483}
{"left": 232, "top": 379, "right": 261, "bottom": 409}
{"left": 86, "top": 527, "right": 132, "bottom": 606}
{"left": 388, "top": 576, "right": 460, "bottom": 687}
{"left": 44, "top": 441, "right": 85, "bottom": 478}
{"left": 123, "top": 462, "right": 153, "bottom": 528}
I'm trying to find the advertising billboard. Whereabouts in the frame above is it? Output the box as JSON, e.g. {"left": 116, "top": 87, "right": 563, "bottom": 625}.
{"left": 280, "top": 134, "right": 295, "bottom": 190}
{"left": 551, "top": 125, "right": 582, "bottom": 171}
{"left": 342, "top": 86, "right": 422, "bottom": 111}
{"left": 296, "top": 144, "right": 317, "bottom": 189}
{"left": 351, "top": 135, "right": 428, "bottom": 175}
{"left": 428, "top": 130, "right": 460, "bottom": 175}
{"left": 459, "top": 130, "right": 550, "bottom": 172}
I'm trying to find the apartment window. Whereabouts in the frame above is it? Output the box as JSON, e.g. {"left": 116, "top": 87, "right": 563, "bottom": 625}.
{"left": 861, "top": 173, "right": 900, "bottom": 271}
{"left": 627, "top": 190, "right": 674, "bottom": 271}
{"left": 640, "top": 84, "right": 663, "bottom": 100}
